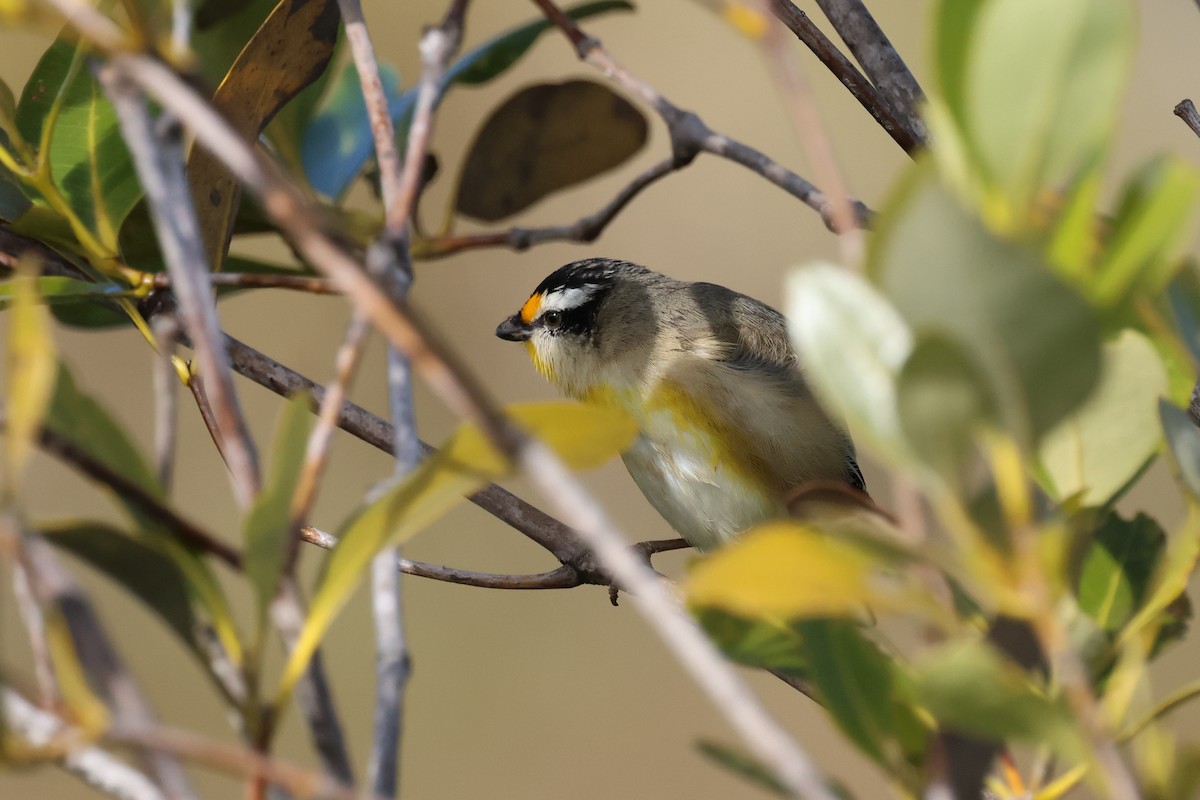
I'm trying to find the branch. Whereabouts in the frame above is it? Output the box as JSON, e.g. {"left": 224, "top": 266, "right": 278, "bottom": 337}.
{"left": 150, "top": 272, "right": 340, "bottom": 295}
{"left": 812, "top": 0, "right": 926, "bottom": 140}
{"left": 415, "top": 157, "right": 675, "bottom": 258}
{"left": 151, "top": 315, "right": 179, "bottom": 492}
{"left": 529, "top": 0, "right": 872, "bottom": 232}
{"left": 106, "top": 723, "right": 385, "bottom": 800}
{"left": 100, "top": 66, "right": 262, "bottom": 508}
{"left": 0, "top": 518, "right": 199, "bottom": 799}
{"left": 3, "top": 687, "right": 166, "bottom": 800}
{"left": 1172, "top": 99, "right": 1200, "bottom": 427}
{"left": 769, "top": 0, "right": 923, "bottom": 154}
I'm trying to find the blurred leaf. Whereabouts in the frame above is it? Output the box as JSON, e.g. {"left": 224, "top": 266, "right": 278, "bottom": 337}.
{"left": 1077, "top": 512, "right": 1164, "bottom": 633}
{"left": 192, "top": 0, "right": 280, "bottom": 85}
{"left": 452, "top": 1, "right": 633, "bottom": 85}
{"left": 45, "top": 364, "right": 161, "bottom": 498}
{"left": 1119, "top": 501, "right": 1200, "bottom": 648}
{"left": 1040, "top": 330, "right": 1167, "bottom": 505}
{"left": 41, "top": 520, "right": 199, "bottom": 655}
{"left": 17, "top": 38, "right": 141, "bottom": 251}
{"left": 242, "top": 395, "right": 310, "bottom": 616}
{"left": 3, "top": 265, "right": 56, "bottom": 481}
{"left": 896, "top": 333, "right": 994, "bottom": 485}
{"left": 1160, "top": 400, "right": 1200, "bottom": 500}
{"left": 930, "top": 0, "right": 1133, "bottom": 219}
{"left": 1168, "top": 267, "right": 1200, "bottom": 365}
{"left": 455, "top": 80, "right": 647, "bottom": 222}
{"left": 1093, "top": 157, "right": 1200, "bottom": 305}
{"left": 912, "top": 640, "right": 1082, "bottom": 759}
{"left": 1047, "top": 168, "right": 1102, "bottom": 281}
{"left": 300, "top": 60, "right": 403, "bottom": 198}
{"left": 0, "top": 76, "right": 20, "bottom": 146}
{"left": 798, "top": 618, "right": 919, "bottom": 769}
{"left": 277, "top": 402, "right": 637, "bottom": 698}
{"left": 694, "top": 608, "right": 807, "bottom": 676}
{"left": 685, "top": 521, "right": 919, "bottom": 621}
{"left": 0, "top": 276, "right": 127, "bottom": 307}
{"left": 786, "top": 262, "right": 914, "bottom": 466}
{"left": 43, "top": 607, "right": 110, "bottom": 733}
{"left": 301, "top": 0, "right": 633, "bottom": 198}
{"left": 188, "top": 0, "right": 339, "bottom": 272}
{"left": 871, "top": 164, "right": 1101, "bottom": 444}
{"left": 696, "top": 740, "right": 790, "bottom": 798}
{"left": 0, "top": 174, "right": 32, "bottom": 222}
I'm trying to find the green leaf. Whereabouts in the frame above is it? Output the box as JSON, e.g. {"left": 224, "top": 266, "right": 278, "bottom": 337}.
{"left": 242, "top": 394, "right": 310, "bottom": 616}
{"left": 931, "top": 0, "right": 1134, "bottom": 219}
{"left": 18, "top": 38, "right": 142, "bottom": 251}
{"left": 277, "top": 402, "right": 637, "bottom": 699}
{"left": 1040, "top": 330, "right": 1167, "bottom": 505}
{"left": 911, "top": 640, "right": 1083, "bottom": 759}
{"left": 40, "top": 521, "right": 199, "bottom": 654}
{"left": 1093, "top": 157, "right": 1200, "bottom": 305}
{"left": 896, "top": 333, "right": 995, "bottom": 486}
{"left": 695, "top": 740, "right": 790, "bottom": 798}
{"left": 694, "top": 608, "right": 807, "bottom": 676}
{"left": 0, "top": 276, "right": 128, "bottom": 307}
{"left": 454, "top": 80, "right": 647, "bottom": 222}
{"left": 785, "top": 261, "right": 914, "bottom": 466}
{"left": 452, "top": 1, "right": 634, "bottom": 86}
{"left": 1077, "top": 512, "right": 1165, "bottom": 633}
{"left": 3, "top": 266, "right": 57, "bottom": 481}
{"left": 44, "top": 364, "right": 161, "bottom": 500}
{"left": 797, "top": 619, "right": 907, "bottom": 767}
{"left": 301, "top": 0, "right": 634, "bottom": 198}
{"left": 871, "top": 163, "right": 1101, "bottom": 445}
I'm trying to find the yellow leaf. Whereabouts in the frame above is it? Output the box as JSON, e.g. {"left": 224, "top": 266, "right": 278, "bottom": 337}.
{"left": 275, "top": 402, "right": 636, "bottom": 701}
{"left": 5, "top": 260, "right": 57, "bottom": 484}
{"left": 720, "top": 3, "right": 768, "bottom": 39}
{"left": 685, "top": 522, "right": 907, "bottom": 620}
{"left": 45, "top": 608, "right": 109, "bottom": 735}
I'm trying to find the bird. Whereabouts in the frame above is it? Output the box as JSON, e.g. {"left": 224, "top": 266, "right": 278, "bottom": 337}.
{"left": 495, "top": 258, "right": 864, "bottom": 551}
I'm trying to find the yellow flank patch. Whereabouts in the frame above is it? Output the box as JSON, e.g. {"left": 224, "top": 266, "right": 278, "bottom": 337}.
{"left": 520, "top": 292, "right": 543, "bottom": 324}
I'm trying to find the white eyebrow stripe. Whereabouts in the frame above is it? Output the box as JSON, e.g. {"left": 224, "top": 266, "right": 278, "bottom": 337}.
{"left": 539, "top": 285, "right": 598, "bottom": 314}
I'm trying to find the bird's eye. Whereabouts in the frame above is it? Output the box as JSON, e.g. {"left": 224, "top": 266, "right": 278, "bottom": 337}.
{"left": 542, "top": 310, "right": 563, "bottom": 330}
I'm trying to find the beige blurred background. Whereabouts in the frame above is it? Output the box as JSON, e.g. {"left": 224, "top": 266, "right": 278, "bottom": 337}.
{"left": 3, "top": 1, "right": 1200, "bottom": 798}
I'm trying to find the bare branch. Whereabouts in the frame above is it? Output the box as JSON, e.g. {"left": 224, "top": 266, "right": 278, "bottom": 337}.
{"left": 10, "top": 560, "right": 59, "bottom": 706}
{"left": 769, "top": 0, "right": 923, "bottom": 154}
{"left": 300, "top": 526, "right": 582, "bottom": 589}
{"left": 106, "top": 723, "right": 384, "bottom": 800}
{"left": 1171, "top": 99, "right": 1200, "bottom": 428}
{"left": 812, "top": 0, "right": 926, "bottom": 139}
{"left": 99, "top": 67, "right": 262, "bottom": 508}
{"left": 528, "top": 0, "right": 872, "bottom": 232}
{"left": 269, "top": 582, "right": 357, "bottom": 787}
{"left": 416, "top": 157, "right": 676, "bottom": 258}
{"left": 0, "top": 518, "right": 199, "bottom": 799}
{"left": 150, "top": 272, "right": 340, "bottom": 295}
{"left": 3, "top": 688, "right": 166, "bottom": 800}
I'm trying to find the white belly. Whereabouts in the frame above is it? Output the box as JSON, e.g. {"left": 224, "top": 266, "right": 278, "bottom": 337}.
{"left": 621, "top": 429, "right": 782, "bottom": 551}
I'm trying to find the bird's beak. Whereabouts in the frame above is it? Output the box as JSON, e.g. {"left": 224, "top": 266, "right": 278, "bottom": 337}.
{"left": 495, "top": 314, "right": 532, "bottom": 342}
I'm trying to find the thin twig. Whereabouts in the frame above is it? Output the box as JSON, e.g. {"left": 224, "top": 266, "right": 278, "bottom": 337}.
{"left": 527, "top": 0, "right": 872, "bottom": 232}
{"left": 107, "top": 723, "right": 385, "bottom": 800}
{"left": 99, "top": 66, "right": 262, "bottom": 508}
{"left": 416, "top": 157, "right": 675, "bottom": 258}
{"left": 269, "top": 582, "right": 357, "bottom": 787}
{"left": 3, "top": 687, "right": 166, "bottom": 800}
{"left": 10, "top": 560, "right": 59, "bottom": 706}
{"left": 0, "top": 517, "right": 199, "bottom": 800}
{"left": 150, "top": 272, "right": 340, "bottom": 295}
{"left": 300, "top": 526, "right": 582, "bottom": 589}
{"left": 812, "top": 0, "right": 926, "bottom": 140}
{"left": 1172, "top": 99, "right": 1200, "bottom": 428}
{"left": 769, "top": 0, "right": 923, "bottom": 154}
{"left": 152, "top": 314, "right": 179, "bottom": 492}
{"left": 759, "top": 0, "right": 864, "bottom": 263}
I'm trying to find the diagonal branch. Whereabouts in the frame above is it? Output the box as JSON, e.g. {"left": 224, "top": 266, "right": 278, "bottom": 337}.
{"left": 769, "top": 0, "right": 923, "bottom": 154}
{"left": 812, "top": 0, "right": 926, "bottom": 140}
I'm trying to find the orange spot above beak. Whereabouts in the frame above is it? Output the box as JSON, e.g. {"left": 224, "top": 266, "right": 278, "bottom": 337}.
{"left": 520, "top": 293, "right": 542, "bottom": 324}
